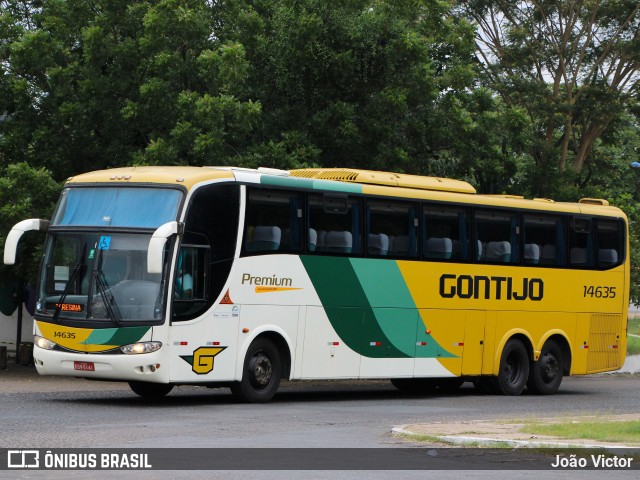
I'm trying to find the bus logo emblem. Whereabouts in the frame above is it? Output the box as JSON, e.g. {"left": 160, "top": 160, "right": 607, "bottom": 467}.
{"left": 180, "top": 346, "right": 227, "bottom": 375}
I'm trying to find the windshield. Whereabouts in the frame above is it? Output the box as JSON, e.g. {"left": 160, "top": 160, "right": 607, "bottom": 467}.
{"left": 52, "top": 187, "right": 182, "bottom": 228}
{"left": 37, "top": 232, "right": 168, "bottom": 324}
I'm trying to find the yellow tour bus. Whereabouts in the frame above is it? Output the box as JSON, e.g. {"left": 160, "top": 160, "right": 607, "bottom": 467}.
{"left": 3, "top": 166, "right": 629, "bottom": 401}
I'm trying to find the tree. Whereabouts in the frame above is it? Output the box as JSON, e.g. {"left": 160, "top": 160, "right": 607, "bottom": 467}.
{"left": 460, "top": 0, "right": 640, "bottom": 196}
{"left": 219, "top": 0, "right": 480, "bottom": 174}
{"left": 0, "top": 163, "right": 60, "bottom": 286}
{"left": 0, "top": 0, "right": 260, "bottom": 178}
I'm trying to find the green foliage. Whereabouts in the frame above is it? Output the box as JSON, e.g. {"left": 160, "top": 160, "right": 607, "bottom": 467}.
{"left": 221, "top": 0, "right": 478, "bottom": 172}
{"left": 460, "top": 0, "right": 640, "bottom": 197}
{"left": 0, "top": 163, "right": 60, "bottom": 285}
{"left": 1, "top": 0, "right": 640, "bottom": 301}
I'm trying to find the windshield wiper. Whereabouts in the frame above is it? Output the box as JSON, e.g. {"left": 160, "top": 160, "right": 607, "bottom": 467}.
{"left": 92, "top": 270, "right": 122, "bottom": 326}
{"left": 86, "top": 246, "right": 122, "bottom": 326}
{"left": 53, "top": 243, "right": 87, "bottom": 323}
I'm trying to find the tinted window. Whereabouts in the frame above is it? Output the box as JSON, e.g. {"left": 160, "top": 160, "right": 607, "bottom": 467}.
{"left": 243, "top": 188, "right": 303, "bottom": 254}
{"left": 368, "top": 200, "right": 418, "bottom": 258}
{"left": 308, "top": 194, "right": 363, "bottom": 255}
{"left": 423, "top": 205, "right": 469, "bottom": 261}
{"left": 597, "top": 219, "right": 624, "bottom": 268}
{"left": 475, "top": 210, "right": 520, "bottom": 264}
{"left": 569, "top": 217, "right": 594, "bottom": 267}
{"left": 523, "top": 214, "right": 566, "bottom": 266}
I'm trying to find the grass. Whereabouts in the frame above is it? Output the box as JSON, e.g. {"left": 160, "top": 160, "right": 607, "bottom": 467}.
{"left": 628, "top": 335, "right": 640, "bottom": 355}
{"left": 520, "top": 420, "right": 640, "bottom": 444}
{"left": 628, "top": 316, "right": 640, "bottom": 336}
{"left": 627, "top": 315, "right": 640, "bottom": 355}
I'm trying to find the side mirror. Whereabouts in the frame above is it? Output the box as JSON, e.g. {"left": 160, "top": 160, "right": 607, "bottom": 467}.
{"left": 4, "top": 219, "right": 50, "bottom": 265}
{"left": 147, "top": 221, "right": 183, "bottom": 274}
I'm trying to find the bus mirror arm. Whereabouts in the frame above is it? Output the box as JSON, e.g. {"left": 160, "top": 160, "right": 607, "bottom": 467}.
{"left": 3, "top": 219, "right": 50, "bottom": 265}
{"left": 147, "top": 221, "right": 184, "bottom": 274}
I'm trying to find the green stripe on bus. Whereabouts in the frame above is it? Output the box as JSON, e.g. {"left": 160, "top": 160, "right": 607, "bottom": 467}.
{"left": 260, "top": 175, "right": 363, "bottom": 194}
{"left": 300, "top": 256, "right": 408, "bottom": 358}
{"left": 348, "top": 259, "right": 454, "bottom": 358}
{"left": 83, "top": 326, "right": 151, "bottom": 346}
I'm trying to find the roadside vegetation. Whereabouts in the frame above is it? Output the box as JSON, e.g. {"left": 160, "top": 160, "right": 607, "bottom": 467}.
{"left": 520, "top": 419, "right": 640, "bottom": 445}
{"left": 627, "top": 315, "right": 640, "bottom": 356}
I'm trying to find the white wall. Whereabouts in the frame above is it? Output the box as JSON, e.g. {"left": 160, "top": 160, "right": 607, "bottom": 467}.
{"left": 0, "top": 305, "right": 34, "bottom": 353}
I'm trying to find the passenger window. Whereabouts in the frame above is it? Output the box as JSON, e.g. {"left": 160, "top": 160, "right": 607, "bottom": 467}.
{"left": 308, "top": 194, "right": 363, "bottom": 255}
{"left": 523, "top": 214, "right": 566, "bottom": 266}
{"left": 475, "top": 210, "right": 519, "bottom": 263}
{"left": 243, "top": 188, "right": 303, "bottom": 254}
{"left": 569, "top": 217, "right": 594, "bottom": 267}
{"left": 368, "top": 200, "right": 417, "bottom": 258}
{"left": 423, "top": 205, "right": 469, "bottom": 261}
{"left": 597, "top": 219, "right": 624, "bottom": 269}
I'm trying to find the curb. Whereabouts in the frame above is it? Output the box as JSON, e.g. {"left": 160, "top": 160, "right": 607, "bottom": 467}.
{"left": 392, "top": 426, "right": 634, "bottom": 449}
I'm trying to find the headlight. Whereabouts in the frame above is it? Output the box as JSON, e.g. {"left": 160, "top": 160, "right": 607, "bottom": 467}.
{"left": 34, "top": 335, "right": 56, "bottom": 350}
{"left": 120, "top": 341, "right": 162, "bottom": 355}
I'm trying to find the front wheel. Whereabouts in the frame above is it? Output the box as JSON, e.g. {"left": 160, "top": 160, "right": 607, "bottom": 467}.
{"left": 527, "top": 340, "right": 564, "bottom": 395}
{"left": 128, "top": 381, "right": 173, "bottom": 399}
{"left": 494, "top": 338, "right": 529, "bottom": 396}
{"left": 231, "top": 338, "right": 282, "bottom": 403}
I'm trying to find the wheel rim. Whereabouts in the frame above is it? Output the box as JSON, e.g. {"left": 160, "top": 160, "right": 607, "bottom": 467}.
{"left": 249, "top": 351, "right": 273, "bottom": 390}
{"left": 539, "top": 352, "right": 559, "bottom": 385}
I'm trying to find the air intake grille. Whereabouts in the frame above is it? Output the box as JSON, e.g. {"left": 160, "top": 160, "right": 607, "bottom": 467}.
{"left": 587, "top": 314, "right": 623, "bottom": 372}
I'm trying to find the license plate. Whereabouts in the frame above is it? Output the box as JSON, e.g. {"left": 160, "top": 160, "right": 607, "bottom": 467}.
{"left": 74, "top": 361, "right": 95, "bottom": 372}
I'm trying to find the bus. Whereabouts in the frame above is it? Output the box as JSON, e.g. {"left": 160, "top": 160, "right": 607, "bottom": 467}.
{"left": 3, "top": 166, "right": 629, "bottom": 401}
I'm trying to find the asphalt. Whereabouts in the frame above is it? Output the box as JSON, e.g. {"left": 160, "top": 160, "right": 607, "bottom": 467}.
{"left": 2, "top": 353, "right": 640, "bottom": 449}
{"left": 395, "top": 355, "right": 640, "bottom": 449}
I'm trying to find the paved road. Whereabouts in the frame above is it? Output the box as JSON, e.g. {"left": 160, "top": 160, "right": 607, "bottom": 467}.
{"left": 1, "top": 366, "right": 639, "bottom": 479}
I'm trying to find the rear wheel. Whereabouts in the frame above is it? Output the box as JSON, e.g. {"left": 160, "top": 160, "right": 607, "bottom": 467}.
{"left": 494, "top": 339, "right": 529, "bottom": 395}
{"left": 128, "top": 381, "right": 173, "bottom": 399}
{"left": 231, "top": 338, "right": 282, "bottom": 403}
{"left": 527, "top": 340, "right": 564, "bottom": 395}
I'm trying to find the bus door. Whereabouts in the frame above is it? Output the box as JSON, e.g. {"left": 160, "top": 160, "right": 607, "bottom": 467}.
{"left": 461, "top": 310, "right": 486, "bottom": 375}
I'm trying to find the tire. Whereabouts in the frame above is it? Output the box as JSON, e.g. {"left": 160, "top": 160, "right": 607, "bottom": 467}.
{"left": 128, "top": 381, "right": 173, "bottom": 399}
{"left": 231, "top": 337, "right": 282, "bottom": 403}
{"left": 494, "top": 338, "right": 529, "bottom": 395}
{"left": 527, "top": 340, "right": 564, "bottom": 395}
{"left": 390, "top": 378, "right": 437, "bottom": 394}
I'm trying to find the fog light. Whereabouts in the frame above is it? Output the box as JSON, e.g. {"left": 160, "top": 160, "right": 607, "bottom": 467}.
{"left": 120, "top": 341, "right": 162, "bottom": 355}
{"left": 34, "top": 335, "right": 56, "bottom": 351}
